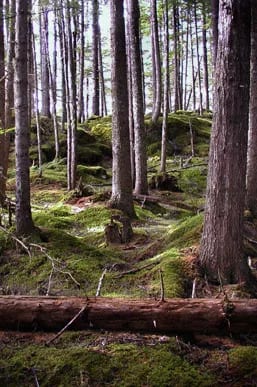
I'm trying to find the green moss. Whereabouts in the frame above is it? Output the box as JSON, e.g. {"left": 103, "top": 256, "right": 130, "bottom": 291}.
{"left": 0, "top": 341, "right": 214, "bottom": 387}
{"left": 178, "top": 167, "right": 207, "bottom": 196}
{"left": 146, "top": 112, "right": 211, "bottom": 156}
{"left": 228, "top": 346, "right": 257, "bottom": 377}
{"left": 168, "top": 214, "right": 203, "bottom": 248}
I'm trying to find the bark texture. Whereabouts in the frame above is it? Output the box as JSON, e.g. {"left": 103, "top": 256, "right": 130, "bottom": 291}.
{"left": 109, "top": 0, "right": 135, "bottom": 218}
{"left": 127, "top": 0, "right": 148, "bottom": 195}
{"left": 0, "top": 296, "right": 257, "bottom": 335}
{"left": 246, "top": 2, "right": 257, "bottom": 216}
{"left": 200, "top": 1, "right": 252, "bottom": 284}
{"left": 14, "top": 0, "right": 34, "bottom": 236}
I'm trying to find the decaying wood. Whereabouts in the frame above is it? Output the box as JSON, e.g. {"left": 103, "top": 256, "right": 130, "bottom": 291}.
{"left": 1, "top": 296, "right": 257, "bottom": 335}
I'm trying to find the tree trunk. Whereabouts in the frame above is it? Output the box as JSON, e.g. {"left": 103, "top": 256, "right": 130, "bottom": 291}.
{"left": 78, "top": 0, "right": 85, "bottom": 123}
{"left": 246, "top": 3, "right": 257, "bottom": 216}
{"left": 39, "top": 6, "right": 51, "bottom": 118}
{"left": 211, "top": 0, "right": 219, "bottom": 64}
{"left": 200, "top": 1, "right": 252, "bottom": 285}
{"left": 160, "top": 0, "right": 169, "bottom": 173}
{"left": 202, "top": 1, "right": 210, "bottom": 111}
{"left": 151, "top": 0, "right": 161, "bottom": 124}
{"left": 92, "top": 0, "right": 100, "bottom": 116}
{"left": 0, "top": 0, "right": 5, "bottom": 203}
{"left": 127, "top": 0, "right": 148, "bottom": 195}
{"left": 194, "top": 1, "right": 203, "bottom": 115}
{"left": 109, "top": 0, "right": 135, "bottom": 218}
{"left": 14, "top": 0, "right": 34, "bottom": 236}
{"left": 1, "top": 296, "right": 257, "bottom": 335}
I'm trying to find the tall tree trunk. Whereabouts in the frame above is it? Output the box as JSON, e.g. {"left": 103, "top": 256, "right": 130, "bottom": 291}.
{"left": 246, "top": 2, "right": 257, "bottom": 216}
{"left": 126, "top": 15, "right": 135, "bottom": 186}
{"left": 92, "top": 0, "right": 100, "bottom": 116}
{"left": 211, "top": 0, "right": 219, "bottom": 64}
{"left": 78, "top": 0, "right": 85, "bottom": 123}
{"left": 109, "top": 0, "right": 135, "bottom": 218}
{"left": 0, "top": 0, "right": 5, "bottom": 204}
{"left": 202, "top": 1, "right": 210, "bottom": 111}
{"left": 66, "top": 2, "right": 77, "bottom": 190}
{"left": 32, "top": 27, "right": 43, "bottom": 177}
{"left": 160, "top": 0, "right": 169, "bottom": 173}
{"left": 2, "top": 0, "right": 15, "bottom": 202}
{"left": 173, "top": 3, "right": 181, "bottom": 111}
{"left": 194, "top": 1, "right": 203, "bottom": 115}
{"left": 98, "top": 30, "right": 107, "bottom": 116}
{"left": 42, "top": 8, "right": 59, "bottom": 160}
{"left": 127, "top": 0, "right": 148, "bottom": 195}
{"left": 200, "top": 1, "right": 253, "bottom": 286}
{"left": 39, "top": 6, "right": 51, "bottom": 118}
{"left": 15, "top": 0, "right": 34, "bottom": 236}
{"left": 151, "top": 0, "right": 161, "bottom": 124}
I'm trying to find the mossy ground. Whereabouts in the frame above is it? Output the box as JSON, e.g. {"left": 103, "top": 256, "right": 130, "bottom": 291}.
{"left": 2, "top": 112, "right": 256, "bottom": 386}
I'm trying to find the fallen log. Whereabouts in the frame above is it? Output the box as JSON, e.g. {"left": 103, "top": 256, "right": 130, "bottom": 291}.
{"left": 1, "top": 296, "right": 257, "bottom": 335}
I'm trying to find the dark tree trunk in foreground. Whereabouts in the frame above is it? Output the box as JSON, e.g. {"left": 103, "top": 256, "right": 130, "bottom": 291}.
{"left": 14, "top": 0, "right": 34, "bottom": 236}
{"left": 246, "top": 3, "right": 257, "bottom": 216}
{"left": 200, "top": 1, "right": 252, "bottom": 285}
{"left": 1, "top": 296, "right": 257, "bottom": 335}
{"left": 109, "top": 0, "right": 135, "bottom": 218}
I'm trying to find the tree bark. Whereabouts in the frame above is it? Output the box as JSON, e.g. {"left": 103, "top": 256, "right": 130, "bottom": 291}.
{"left": 127, "top": 0, "right": 148, "bottom": 195}
{"left": 92, "top": 0, "right": 100, "bottom": 116}
{"left": 1, "top": 296, "right": 257, "bottom": 335}
{"left": 200, "top": 1, "right": 252, "bottom": 285}
{"left": 109, "top": 0, "right": 135, "bottom": 218}
{"left": 14, "top": 0, "right": 34, "bottom": 236}
{"left": 246, "top": 2, "right": 257, "bottom": 216}
{"left": 150, "top": 0, "right": 161, "bottom": 124}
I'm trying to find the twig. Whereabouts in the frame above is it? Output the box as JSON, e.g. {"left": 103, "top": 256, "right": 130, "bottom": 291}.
{"left": 0, "top": 225, "right": 32, "bottom": 260}
{"left": 191, "top": 278, "right": 197, "bottom": 298}
{"left": 159, "top": 268, "right": 165, "bottom": 302}
{"left": 29, "top": 243, "right": 80, "bottom": 292}
{"left": 46, "top": 304, "right": 88, "bottom": 346}
{"left": 115, "top": 261, "right": 160, "bottom": 278}
{"left": 31, "top": 367, "right": 40, "bottom": 387}
{"left": 96, "top": 268, "right": 107, "bottom": 297}
{"left": 46, "top": 268, "right": 54, "bottom": 297}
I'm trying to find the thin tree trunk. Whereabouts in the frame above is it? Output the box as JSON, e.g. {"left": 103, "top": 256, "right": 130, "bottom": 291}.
{"left": 78, "top": 0, "right": 85, "bottom": 123}
{"left": 0, "top": 0, "right": 5, "bottom": 203}
{"left": 42, "top": 9, "right": 59, "bottom": 160}
{"left": 32, "top": 28, "right": 43, "bottom": 177}
{"left": 92, "top": 0, "right": 100, "bottom": 116}
{"left": 127, "top": 0, "right": 148, "bottom": 195}
{"left": 211, "top": 0, "right": 219, "bottom": 64}
{"left": 151, "top": 0, "right": 161, "bottom": 124}
{"left": 194, "top": 1, "right": 203, "bottom": 115}
{"left": 202, "top": 2, "right": 210, "bottom": 111}
{"left": 15, "top": 0, "right": 34, "bottom": 236}
{"left": 160, "top": 0, "right": 169, "bottom": 173}
{"left": 39, "top": 6, "right": 50, "bottom": 118}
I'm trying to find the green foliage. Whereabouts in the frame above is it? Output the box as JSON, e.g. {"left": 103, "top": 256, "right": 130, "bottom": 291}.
{"left": 228, "top": 346, "right": 257, "bottom": 377}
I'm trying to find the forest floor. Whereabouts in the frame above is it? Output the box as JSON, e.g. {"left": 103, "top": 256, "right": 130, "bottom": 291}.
{"left": 1, "top": 113, "right": 257, "bottom": 386}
